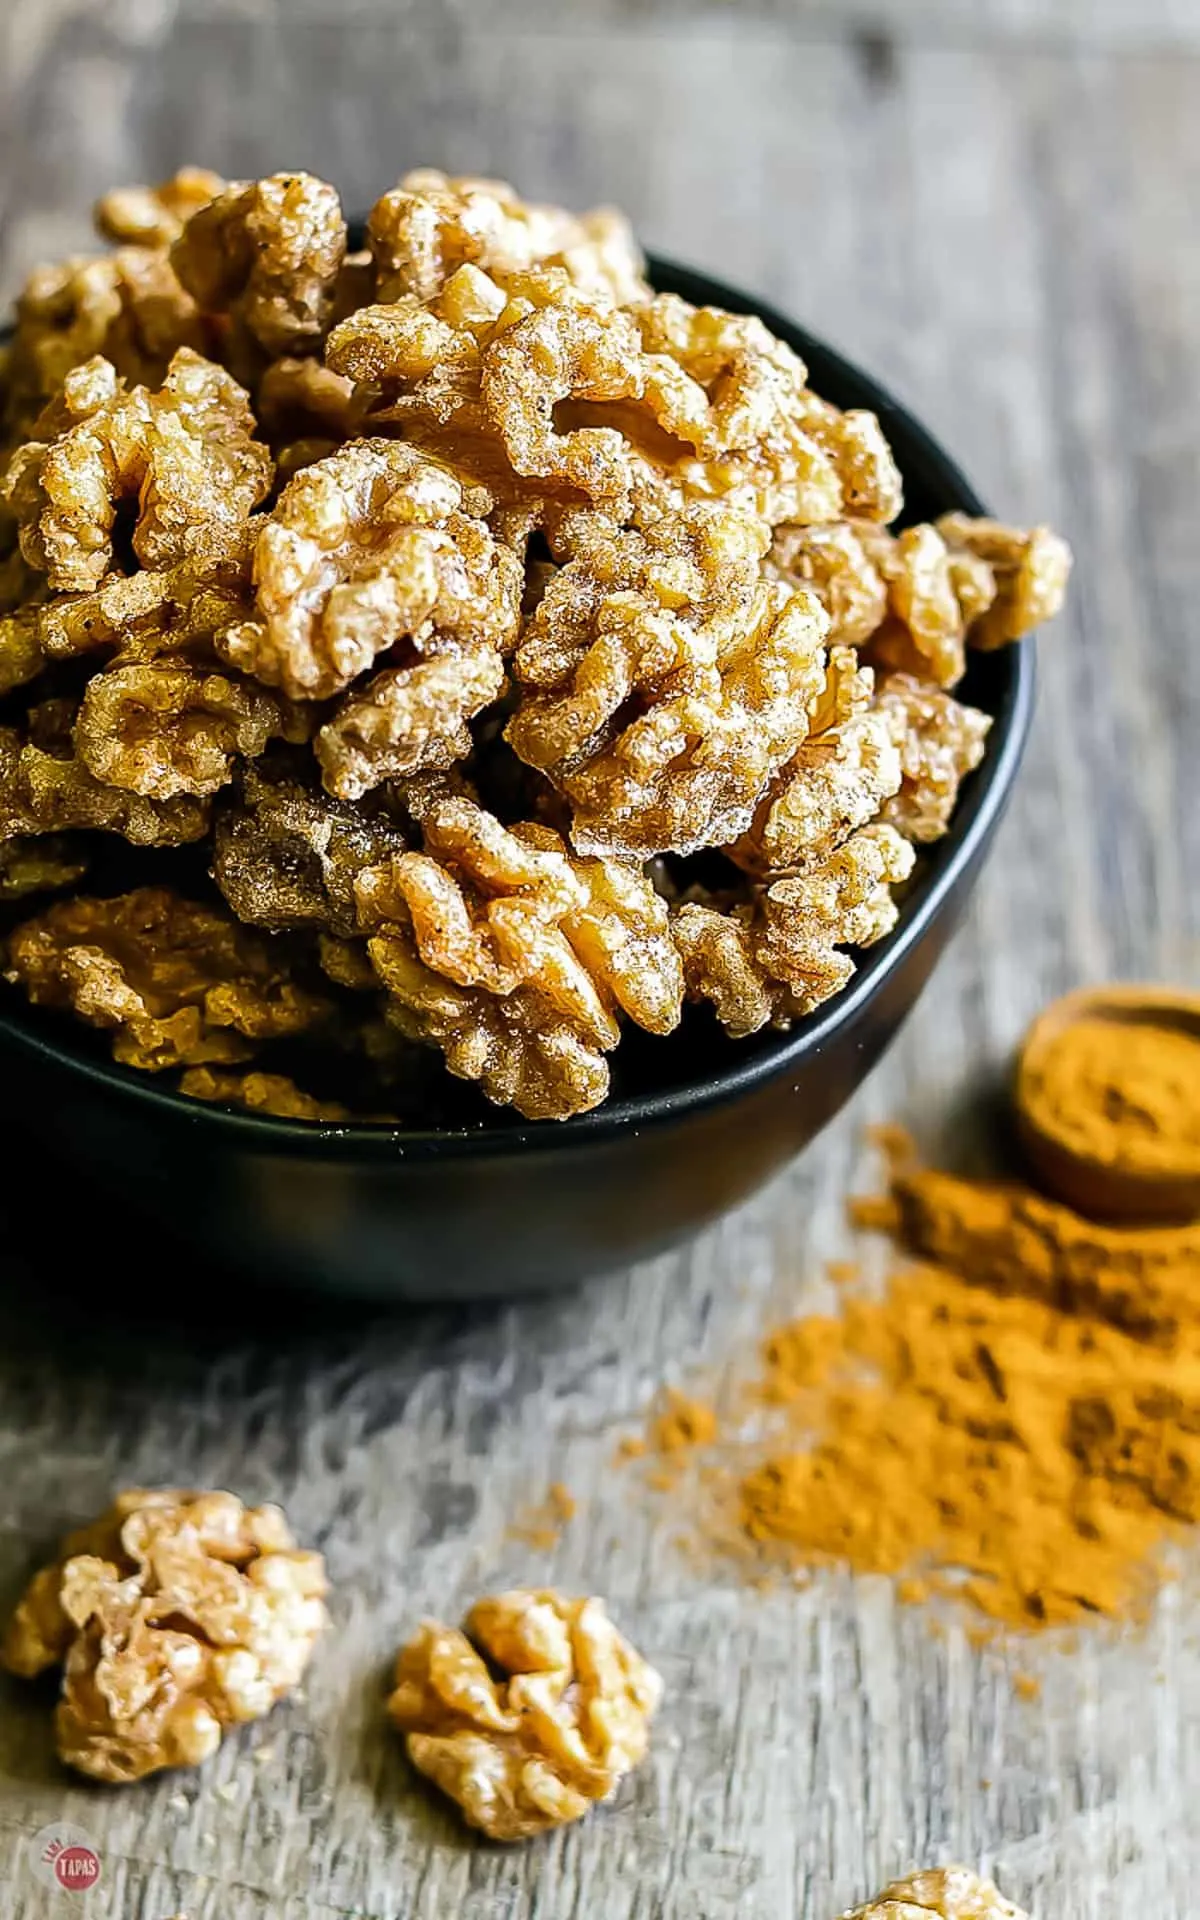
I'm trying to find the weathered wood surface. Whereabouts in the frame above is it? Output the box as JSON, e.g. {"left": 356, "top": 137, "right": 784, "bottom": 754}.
{"left": 2, "top": 3, "right": 1200, "bottom": 1914}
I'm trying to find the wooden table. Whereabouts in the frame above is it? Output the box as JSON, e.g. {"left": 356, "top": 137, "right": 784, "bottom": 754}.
{"left": 3, "top": 2, "right": 1199, "bottom": 1913}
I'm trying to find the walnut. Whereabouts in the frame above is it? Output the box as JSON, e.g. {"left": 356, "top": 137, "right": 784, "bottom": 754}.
{"left": 213, "top": 757, "right": 409, "bottom": 937}
{"left": 1, "top": 1488, "right": 328, "bottom": 1784}
{"left": 4, "top": 887, "right": 333, "bottom": 1071}
{"left": 0, "top": 834, "right": 88, "bottom": 899}
{"left": 255, "top": 356, "right": 356, "bottom": 448}
{"left": 388, "top": 1588, "right": 662, "bottom": 1841}
{"left": 507, "top": 508, "right": 830, "bottom": 856}
{"left": 170, "top": 171, "right": 348, "bottom": 357}
{"left": 936, "top": 512, "right": 1072, "bottom": 648}
{"left": 730, "top": 649, "right": 902, "bottom": 876}
{"left": 95, "top": 168, "right": 226, "bottom": 248}
{"left": 876, "top": 672, "right": 992, "bottom": 842}
{"left": 0, "top": 605, "right": 46, "bottom": 695}
{"left": 840, "top": 1867, "right": 1028, "bottom": 1920}
{"left": 367, "top": 169, "right": 648, "bottom": 307}
{"left": 769, "top": 521, "right": 888, "bottom": 646}
{"left": 675, "top": 822, "right": 915, "bottom": 1036}
{"left": 316, "top": 645, "right": 506, "bottom": 800}
{"left": 216, "top": 439, "right": 521, "bottom": 700}
{"left": 178, "top": 1067, "right": 349, "bottom": 1123}
{"left": 799, "top": 394, "right": 905, "bottom": 524}
{"left": 1, "top": 701, "right": 211, "bottom": 846}
{"left": 861, "top": 522, "right": 971, "bottom": 689}
{"left": 5, "top": 349, "right": 272, "bottom": 594}
{"left": 355, "top": 796, "right": 683, "bottom": 1118}
{"left": 35, "top": 523, "right": 258, "bottom": 665}
{"left": 75, "top": 661, "right": 310, "bottom": 800}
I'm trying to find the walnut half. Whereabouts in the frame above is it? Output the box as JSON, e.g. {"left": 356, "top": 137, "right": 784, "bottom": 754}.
{"left": 388, "top": 1588, "right": 663, "bottom": 1840}
{"left": 840, "top": 1867, "right": 1029, "bottom": 1920}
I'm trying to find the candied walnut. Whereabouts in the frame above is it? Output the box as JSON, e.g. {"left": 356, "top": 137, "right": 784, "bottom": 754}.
{"left": 5, "top": 886, "right": 333, "bottom": 1071}
{"left": 0, "top": 605, "right": 46, "bottom": 695}
{"left": 769, "top": 521, "right": 888, "bottom": 647}
{"left": 936, "top": 512, "right": 1072, "bottom": 648}
{"left": 388, "top": 1588, "right": 662, "bottom": 1841}
{"left": 507, "top": 508, "right": 830, "bottom": 857}
{"left": 171, "top": 171, "right": 347, "bottom": 357}
{"left": 213, "top": 758, "right": 409, "bottom": 938}
{"left": 75, "top": 661, "right": 310, "bottom": 800}
{"left": 95, "top": 168, "right": 226, "bottom": 248}
{"left": 730, "top": 649, "right": 902, "bottom": 876}
{"left": 355, "top": 796, "right": 683, "bottom": 1118}
{"left": 5, "top": 349, "right": 272, "bottom": 594}
{"left": 840, "top": 1866, "right": 1028, "bottom": 1920}
{"left": 1, "top": 1488, "right": 328, "bottom": 1784}
{"left": 178, "top": 1067, "right": 349, "bottom": 1123}
{"left": 316, "top": 645, "right": 506, "bottom": 800}
{"left": 36, "top": 523, "right": 258, "bottom": 665}
{"left": 876, "top": 672, "right": 991, "bottom": 843}
{"left": 0, "top": 834, "right": 88, "bottom": 899}
{"left": 256, "top": 356, "right": 356, "bottom": 446}
{"left": 861, "top": 522, "right": 970, "bottom": 689}
{"left": 675, "top": 823, "right": 915, "bottom": 1036}
{"left": 217, "top": 439, "right": 521, "bottom": 700}
{"left": 367, "top": 168, "right": 648, "bottom": 307}
{"left": 798, "top": 394, "right": 904, "bottom": 524}
{"left": 0, "top": 703, "right": 210, "bottom": 847}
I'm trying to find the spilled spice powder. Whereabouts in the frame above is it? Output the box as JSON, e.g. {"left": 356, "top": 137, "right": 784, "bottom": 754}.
{"left": 506, "top": 1481, "right": 577, "bottom": 1550}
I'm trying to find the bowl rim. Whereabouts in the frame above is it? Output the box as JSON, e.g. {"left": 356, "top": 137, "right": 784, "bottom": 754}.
{"left": 0, "top": 255, "right": 1035, "bottom": 1161}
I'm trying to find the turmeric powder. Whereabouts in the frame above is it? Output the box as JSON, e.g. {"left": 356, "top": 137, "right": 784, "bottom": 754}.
{"left": 1020, "top": 1013, "right": 1200, "bottom": 1178}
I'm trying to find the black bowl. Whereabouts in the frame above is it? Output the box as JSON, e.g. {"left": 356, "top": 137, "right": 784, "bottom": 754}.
{"left": 0, "top": 261, "right": 1033, "bottom": 1302}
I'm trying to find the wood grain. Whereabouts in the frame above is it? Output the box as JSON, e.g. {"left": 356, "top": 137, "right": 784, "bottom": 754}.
{"left": 2, "top": 5, "right": 1199, "bottom": 1915}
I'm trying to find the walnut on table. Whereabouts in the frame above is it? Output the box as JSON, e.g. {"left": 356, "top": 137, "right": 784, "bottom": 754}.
{"left": 4, "top": 886, "right": 334, "bottom": 1071}
{"left": 388, "top": 1588, "right": 662, "bottom": 1841}
{"left": 355, "top": 794, "right": 683, "bottom": 1118}
{"left": 840, "top": 1867, "right": 1029, "bottom": 1920}
{"left": 0, "top": 1489, "right": 328, "bottom": 1785}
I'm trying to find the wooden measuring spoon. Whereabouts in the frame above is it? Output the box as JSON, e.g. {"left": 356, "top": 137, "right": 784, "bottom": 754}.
{"left": 1016, "top": 984, "right": 1200, "bottom": 1222}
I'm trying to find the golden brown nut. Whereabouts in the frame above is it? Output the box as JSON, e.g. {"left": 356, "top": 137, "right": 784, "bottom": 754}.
{"left": 255, "top": 355, "right": 356, "bottom": 446}
{"left": 0, "top": 834, "right": 88, "bottom": 899}
{"left": 798, "top": 393, "right": 905, "bottom": 524}
{"left": 213, "top": 758, "right": 409, "bottom": 937}
{"left": 730, "top": 649, "right": 902, "bottom": 876}
{"left": 1, "top": 1488, "right": 328, "bottom": 1784}
{"left": 355, "top": 796, "right": 683, "bottom": 1118}
{"left": 769, "top": 520, "right": 888, "bottom": 646}
{"left": 95, "top": 168, "right": 226, "bottom": 248}
{"left": 674, "top": 822, "right": 915, "bottom": 1037}
{"left": 5, "top": 886, "right": 333, "bottom": 1071}
{"left": 217, "top": 439, "right": 521, "bottom": 700}
{"left": 178, "top": 1066, "right": 349, "bottom": 1122}
{"left": 388, "top": 1588, "right": 662, "bottom": 1841}
{"left": 75, "top": 661, "right": 310, "bottom": 800}
{"left": 171, "top": 171, "right": 348, "bottom": 357}
{"left": 316, "top": 645, "right": 506, "bottom": 800}
{"left": 876, "top": 672, "right": 992, "bottom": 843}
{"left": 5, "top": 350, "right": 272, "bottom": 594}
{"left": 507, "top": 508, "right": 830, "bottom": 856}
{"left": 366, "top": 168, "right": 648, "bottom": 307}
{"left": 0, "top": 605, "right": 46, "bottom": 695}
{"left": 1, "top": 702, "right": 211, "bottom": 846}
{"left": 861, "top": 522, "right": 970, "bottom": 689}
{"left": 935, "top": 512, "right": 1072, "bottom": 648}
{"left": 839, "top": 1866, "right": 1028, "bottom": 1920}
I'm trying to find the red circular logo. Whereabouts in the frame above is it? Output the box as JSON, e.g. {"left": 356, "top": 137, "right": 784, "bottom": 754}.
{"left": 53, "top": 1844, "right": 101, "bottom": 1890}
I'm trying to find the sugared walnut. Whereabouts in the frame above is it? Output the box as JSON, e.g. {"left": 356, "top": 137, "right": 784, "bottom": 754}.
{"left": 355, "top": 796, "right": 683, "bottom": 1118}
{"left": 255, "top": 355, "right": 356, "bottom": 447}
{"left": 935, "top": 512, "right": 1072, "bottom": 648}
{"left": 95, "top": 168, "right": 226, "bottom": 248}
{"left": 213, "top": 757, "right": 410, "bottom": 938}
{"left": 35, "top": 523, "right": 258, "bottom": 665}
{"left": 367, "top": 168, "right": 648, "bottom": 307}
{"left": 840, "top": 1866, "right": 1028, "bottom": 1920}
{"left": 507, "top": 507, "right": 830, "bottom": 857}
{"left": 860, "top": 522, "right": 971, "bottom": 690}
{"left": 730, "top": 650, "right": 902, "bottom": 877}
{"left": 171, "top": 171, "right": 348, "bottom": 357}
{"left": 0, "top": 701, "right": 211, "bottom": 847}
{"left": 216, "top": 439, "right": 521, "bottom": 701}
{"left": 798, "top": 393, "right": 904, "bottom": 524}
{"left": 316, "top": 645, "right": 506, "bottom": 800}
{"left": 769, "top": 521, "right": 888, "bottom": 647}
{"left": 674, "top": 822, "right": 915, "bottom": 1036}
{"left": 0, "top": 834, "right": 88, "bottom": 899}
{"left": 876, "top": 673, "right": 992, "bottom": 843}
{"left": 0, "top": 1488, "right": 328, "bottom": 1785}
{"left": 74, "top": 661, "right": 310, "bottom": 800}
{"left": 388, "top": 1589, "right": 663, "bottom": 1841}
{"left": 178, "top": 1067, "right": 349, "bottom": 1123}
{"left": 5, "top": 886, "right": 333, "bottom": 1071}
{"left": 0, "top": 604, "right": 46, "bottom": 695}
{"left": 5, "top": 349, "right": 272, "bottom": 594}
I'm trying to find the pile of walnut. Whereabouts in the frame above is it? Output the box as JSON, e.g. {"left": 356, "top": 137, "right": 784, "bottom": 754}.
{"left": 0, "top": 166, "right": 1071, "bottom": 1121}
